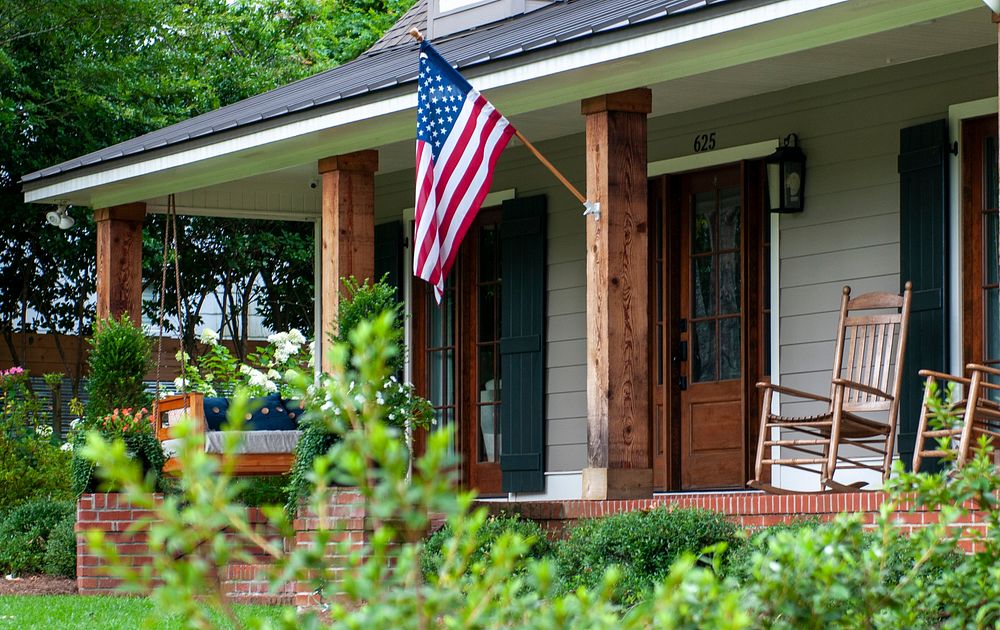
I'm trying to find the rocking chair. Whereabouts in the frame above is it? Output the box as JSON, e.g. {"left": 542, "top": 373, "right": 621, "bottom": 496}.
{"left": 749, "top": 282, "right": 912, "bottom": 494}
{"left": 912, "top": 364, "right": 1000, "bottom": 472}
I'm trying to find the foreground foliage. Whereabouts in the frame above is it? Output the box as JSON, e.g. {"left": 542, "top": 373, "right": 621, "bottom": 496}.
{"left": 82, "top": 314, "right": 1000, "bottom": 629}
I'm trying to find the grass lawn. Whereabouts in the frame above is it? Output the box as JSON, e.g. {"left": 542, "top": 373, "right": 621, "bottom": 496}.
{"left": 0, "top": 595, "right": 293, "bottom": 629}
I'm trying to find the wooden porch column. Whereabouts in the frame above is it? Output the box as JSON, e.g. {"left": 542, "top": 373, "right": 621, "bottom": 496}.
{"left": 581, "top": 89, "right": 653, "bottom": 500}
{"left": 95, "top": 203, "right": 145, "bottom": 323}
{"left": 318, "top": 150, "right": 378, "bottom": 372}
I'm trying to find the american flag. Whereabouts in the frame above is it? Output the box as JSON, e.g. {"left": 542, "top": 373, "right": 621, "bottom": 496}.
{"left": 413, "top": 40, "right": 515, "bottom": 303}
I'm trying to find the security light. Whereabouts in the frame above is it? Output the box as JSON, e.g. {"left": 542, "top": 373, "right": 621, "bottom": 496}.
{"left": 46, "top": 204, "right": 75, "bottom": 230}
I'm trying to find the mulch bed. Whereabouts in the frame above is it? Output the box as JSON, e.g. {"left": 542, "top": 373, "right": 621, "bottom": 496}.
{"left": 0, "top": 575, "right": 77, "bottom": 596}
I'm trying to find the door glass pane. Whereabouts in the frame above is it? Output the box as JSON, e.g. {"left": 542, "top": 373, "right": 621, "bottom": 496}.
{"left": 986, "top": 211, "right": 998, "bottom": 286}
{"left": 984, "top": 137, "right": 998, "bottom": 210}
{"left": 692, "top": 321, "right": 717, "bottom": 383}
{"left": 478, "top": 286, "right": 497, "bottom": 342}
{"left": 692, "top": 192, "right": 716, "bottom": 254}
{"left": 692, "top": 256, "right": 716, "bottom": 318}
{"left": 719, "top": 188, "right": 740, "bottom": 250}
{"left": 479, "top": 224, "right": 498, "bottom": 281}
{"left": 719, "top": 253, "right": 740, "bottom": 315}
{"left": 987, "top": 288, "right": 999, "bottom": 362}
{"left": 720, "top": 317, "right": 741, "bottom": 381}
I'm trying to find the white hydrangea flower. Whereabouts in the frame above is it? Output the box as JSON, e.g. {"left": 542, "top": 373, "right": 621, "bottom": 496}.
{"left": 173, "top": 376, "right": 188, "bottom": 391}
{"left": 288, "top": 328, "right": 306, "bottom": 345}
{"left": 239, "top": 364, "right": 253, "bottom": 375}
{"left": 35, "top": 425, "right": 53, "bottom": 438}
{"left": 267, "top": 331, "right": 287, "bottom": 345}
{"left": 198, "top": 328, "right": 219, "bottom": 345}
{"left": 266, "top": 369, "right": 281, "bottom": 380}
{"left": 60, "top": 442, "right": 74, "bottom": 452}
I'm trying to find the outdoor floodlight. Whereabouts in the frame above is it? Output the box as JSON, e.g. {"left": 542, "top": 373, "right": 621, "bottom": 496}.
{"left": 46, "top": 204, "right": 75, "bottom": 230}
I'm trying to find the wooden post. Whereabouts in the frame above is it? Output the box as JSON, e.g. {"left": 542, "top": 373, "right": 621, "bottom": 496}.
{"left": 581, "top": 89, "right": 653, "bottom": 499}
{"left": 318, "top": 150, "right": 378, "bottom": 372}
{"left": 95, "top": 203, "right": 145, "bottom": 324}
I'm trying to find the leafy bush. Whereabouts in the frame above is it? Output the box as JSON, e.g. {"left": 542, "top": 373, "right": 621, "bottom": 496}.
{"left": 74, "top": 317, "right": 159, "bottom": 494}
{"left": 72, "top": 407, "right": 164, "bottom": 495}
{"left": 43, "top": 514, "right": 77, "bottom": 578}
{"left": 0, "top": 434, "right": 73, "bottom": 509}
{"left": 0, "top": 499, "right": 75, "bottom": 575}
{"left": 85, "top": 315, "right": 152, "bottom": 420}
{"left": 556, "top": 506, "right": 741, "bottom": 604}
{"left": 236, "top": 475, "right": 290, "bottom": 507}
{"left": 285, "top": 277, "right": 431, "bottom": 513}
{"left": 422, "top": 513, "right": 554, "bottom": 579}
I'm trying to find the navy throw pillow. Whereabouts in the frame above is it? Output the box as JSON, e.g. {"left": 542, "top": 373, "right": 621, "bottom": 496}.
{"left": 282, "top": 399, "right": 304, "bottom": 425}
{"left": 202, "top": 397, "right": 230, "bottom": 431}
{"left": 245, "top": 394, "right": 297, "bottom": 431}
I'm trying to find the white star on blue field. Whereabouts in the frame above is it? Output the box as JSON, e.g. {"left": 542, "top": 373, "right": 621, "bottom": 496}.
{"left": 417, "top": 44, "right": 473, "bottom": 160}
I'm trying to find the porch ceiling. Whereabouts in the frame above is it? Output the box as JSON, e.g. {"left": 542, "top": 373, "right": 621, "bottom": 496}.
{"left": 26, "top": 0, "right": 992, "bottom": 215}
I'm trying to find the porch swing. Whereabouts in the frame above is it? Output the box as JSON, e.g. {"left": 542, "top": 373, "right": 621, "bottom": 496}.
{"left": 151, "top": 196, "right": 300, "bottom": 476}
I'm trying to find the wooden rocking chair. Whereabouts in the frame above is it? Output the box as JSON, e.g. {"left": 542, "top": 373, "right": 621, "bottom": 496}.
{"left": 749, "top": 282, "right": 912, "bottom": 494}
{"left": 912, "top": 364, "right": 1000, "bottom": 472}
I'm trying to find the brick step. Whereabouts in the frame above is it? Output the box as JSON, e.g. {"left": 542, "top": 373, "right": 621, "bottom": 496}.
{"left": 221, "top": 563, "right": 296, "bottom": 606}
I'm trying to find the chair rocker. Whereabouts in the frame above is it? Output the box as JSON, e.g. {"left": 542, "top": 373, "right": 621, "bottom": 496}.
{"left": 749, "top": 282, "right": 913, "bottom": 494}
{"left": 154, "top": 393, "right": 298, "bottom": 476}
{"left": 912, "top": 364, "right": 1000, "bottom": 473}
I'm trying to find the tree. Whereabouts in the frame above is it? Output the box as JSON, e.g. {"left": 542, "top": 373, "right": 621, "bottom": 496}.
{"left": 1, "top": 0, "right": 415, "bottom": 377}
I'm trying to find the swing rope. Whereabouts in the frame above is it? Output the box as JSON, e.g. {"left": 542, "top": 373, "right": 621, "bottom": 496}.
{"left": 154, "top": 194, "right": 186, "bottom": 399}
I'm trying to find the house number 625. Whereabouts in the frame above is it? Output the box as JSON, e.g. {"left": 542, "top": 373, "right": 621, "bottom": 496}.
{"left": 693, "top": 133, "right": 717, "bottom": 153}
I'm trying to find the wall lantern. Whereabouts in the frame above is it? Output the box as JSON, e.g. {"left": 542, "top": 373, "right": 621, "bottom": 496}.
{"left": 765, "top": 133, "right": 806, "bottom": 214}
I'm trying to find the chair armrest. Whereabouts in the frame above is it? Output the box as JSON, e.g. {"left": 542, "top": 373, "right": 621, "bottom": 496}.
{"left": 918, "top": 369, "right": 972, "bottom": 385}
{"left": 968, "top": 363, "right": 1000, "bottom": 378}
{"left": 831, "top": 378, "right": 892, "bottom": 400}
{"left": 756, "top": 382, "right": 831, "bottom": 403}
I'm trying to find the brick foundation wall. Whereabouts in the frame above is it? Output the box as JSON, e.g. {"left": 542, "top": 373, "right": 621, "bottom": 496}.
{"left": 77, "top": 488, "right": 369, "bottom": 606}
{"left": 479, "top": 491, "right": 991, "bottom": 552}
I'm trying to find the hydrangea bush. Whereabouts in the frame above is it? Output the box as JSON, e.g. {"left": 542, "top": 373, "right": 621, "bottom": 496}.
{"left": 173, "top": 327, "right": 312, "bottom": 398}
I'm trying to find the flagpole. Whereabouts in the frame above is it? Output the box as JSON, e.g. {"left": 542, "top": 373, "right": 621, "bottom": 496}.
{"left": 408, "top": 28, "right": 598, "bottom": 219}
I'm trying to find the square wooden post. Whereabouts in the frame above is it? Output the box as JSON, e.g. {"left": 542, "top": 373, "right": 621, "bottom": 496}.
{"left": 318, "top": 150, "right": 378, "bottom": 372}
{"left": 95, "top": 203, "right": 145, "bottom": 324}
{"left": 581, "top": 89, "right": 653, "bottom": 499}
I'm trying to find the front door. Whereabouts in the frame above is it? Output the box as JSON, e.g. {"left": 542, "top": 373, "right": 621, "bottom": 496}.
{"left": 650, "top": 163, "right": 767, "bottom": 491}
{"left": 678, "top": 167, "right": 745, "bottom": 489}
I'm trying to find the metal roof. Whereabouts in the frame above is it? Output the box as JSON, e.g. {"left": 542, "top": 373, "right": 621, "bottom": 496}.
{"left": 22, "top": 0, "right": 741, "bottom": 184}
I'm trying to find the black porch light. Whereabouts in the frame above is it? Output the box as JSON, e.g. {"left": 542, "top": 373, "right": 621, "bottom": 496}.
{"left": 765, "top": 133, "right": 806, "bottom": 213}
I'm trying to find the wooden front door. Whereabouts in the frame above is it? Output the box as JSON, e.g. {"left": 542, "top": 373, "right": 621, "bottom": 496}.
{"left": 678, "top": 167, "right": 745, "bottom": 489}
{"left": 650, "top": 163, "right": 766, "bottom": 491}
{"left": 962, "top": 115, "right": 1000, "bottom": 394}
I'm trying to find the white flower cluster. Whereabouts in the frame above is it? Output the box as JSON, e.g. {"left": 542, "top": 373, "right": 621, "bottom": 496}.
{"left": 60, "top": 442, "right": 73, "bottom": 452}
{"left": 198, "top": 328, "right": 220, "bottom": 345}
{"left": 239, "top": 364, "right": 278, "bottom": 393}
{"left": 35, "top": 425, "right": 53, "bottom": 439}
{"left": 267, "top": 328, "right": 306, "bottom": 364}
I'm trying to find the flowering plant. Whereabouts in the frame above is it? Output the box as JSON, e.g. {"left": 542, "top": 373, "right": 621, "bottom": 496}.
{"left": 173, "top": 327, "right": 312, "bottom": 398}
{"left": 94, "top": 407, "right": 154, "bottom": 438}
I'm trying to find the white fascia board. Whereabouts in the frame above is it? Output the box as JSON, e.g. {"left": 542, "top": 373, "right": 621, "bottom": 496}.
{"left": 25, "top": 0, "right": 974, "bottom": 204}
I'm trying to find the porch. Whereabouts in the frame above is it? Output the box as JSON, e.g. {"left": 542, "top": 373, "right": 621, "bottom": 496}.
{"left": 22, "top": 0, "right": 1000, "bottom": 500}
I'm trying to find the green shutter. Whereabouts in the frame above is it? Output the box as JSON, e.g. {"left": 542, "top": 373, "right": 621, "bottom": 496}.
{"left": 898, "top": 119, "right": 950, "bottom": 471}
{"left": 500, "top": 195, "right": 547, "bottom": 493}
{"left": 374, "top": 220, "right": 404, "bottom": 303}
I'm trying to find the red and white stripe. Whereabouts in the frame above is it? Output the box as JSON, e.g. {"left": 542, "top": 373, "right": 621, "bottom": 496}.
{"left": 414, "top": 89, "right": 514, "bottom": 302}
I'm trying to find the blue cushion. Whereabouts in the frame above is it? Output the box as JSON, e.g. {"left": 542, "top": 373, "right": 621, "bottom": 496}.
{"left": 203, "top": 397, "right": 230, "bottom": 431}
{"left": 245, "top": 394, "right": 298, "bottom": 431}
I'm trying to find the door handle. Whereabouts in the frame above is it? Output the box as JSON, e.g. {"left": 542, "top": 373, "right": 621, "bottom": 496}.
{"left": 673, "top": 340, "right": 688, "bottom": 363}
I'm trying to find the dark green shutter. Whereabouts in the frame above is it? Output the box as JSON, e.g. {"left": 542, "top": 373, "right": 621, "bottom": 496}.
{"left": 898, "top": 119, "right": 950, "bottom": 470}
{"left": 374, "top": 220, "right": 404, "bottom": 302}
{"left": 500, "top": 195, "right": 547, "bottom": 493}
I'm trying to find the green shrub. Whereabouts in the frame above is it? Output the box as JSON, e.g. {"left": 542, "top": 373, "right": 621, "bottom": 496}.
{"left": 720, "top": 519, "right": 819, "bottom": 584}
{"left": 556, "top": 506, "right": 741, "bottom": 604}
{"left": 74, "top": 316, "right": 159, "bottom": 494}
{"left": 0, "top": 499, "right": 75, "bottom": 575}
{"left": 43, "top": 514, "right": 77, "bottom": 578}
{"left": 85, "top": 314, "right": 152, "bottom": 420}
{"left": 237, "top": 475, "right": 290, "bottom": 507}
{"left": 421, "top": 513, "right": 554, "bottom": 579}
{"left": 286, "top": 276, "right": 431, "bottom": 514}
{"left": 0, "top": 433, "right": 73, "bottom": 510}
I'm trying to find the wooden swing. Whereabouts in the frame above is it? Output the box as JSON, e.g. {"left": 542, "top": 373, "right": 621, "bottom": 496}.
{"left": 151, "top": 196, "right": 298, "bottom": 476}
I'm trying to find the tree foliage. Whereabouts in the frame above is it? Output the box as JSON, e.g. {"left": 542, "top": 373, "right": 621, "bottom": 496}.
{"left": 1, "top": 0, "right": 415, "bottom": 367}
